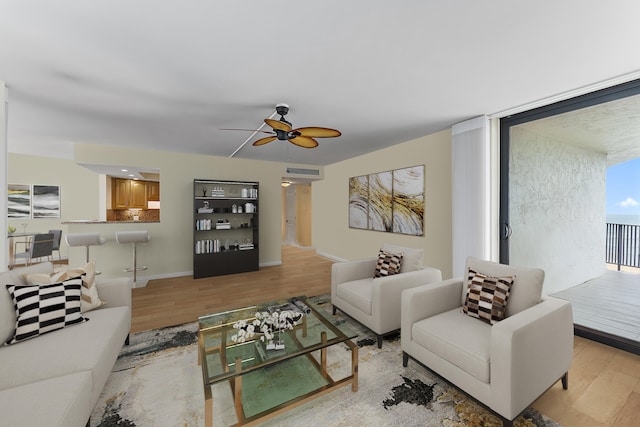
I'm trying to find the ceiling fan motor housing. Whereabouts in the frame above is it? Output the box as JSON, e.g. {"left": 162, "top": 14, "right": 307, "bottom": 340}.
{"left": 275, "top": 103, "right": 289, "bottom": 116}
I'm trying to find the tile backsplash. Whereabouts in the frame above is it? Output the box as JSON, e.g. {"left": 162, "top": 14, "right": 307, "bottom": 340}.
{"left": 107, "top": 209, "right": 160, "bottom": 222}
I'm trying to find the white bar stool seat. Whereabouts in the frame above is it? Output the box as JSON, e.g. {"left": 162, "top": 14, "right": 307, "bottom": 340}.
{"left": 65, "top": 232, "right": 105, "bottom": 263}
{"left": 116, "top": 230, "right": 150, "bottom": 287}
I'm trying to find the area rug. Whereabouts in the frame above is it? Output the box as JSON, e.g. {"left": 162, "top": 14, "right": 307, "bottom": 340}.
{"left": 91, "top": 295, "right": 562, "bottom": 427}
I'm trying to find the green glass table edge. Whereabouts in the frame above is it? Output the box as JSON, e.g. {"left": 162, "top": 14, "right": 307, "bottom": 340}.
{"left": 198, "top": 295, "right": 358, "bottom": 385}
{"left": 198, "top": 295, "right": 357, "bottom": 338}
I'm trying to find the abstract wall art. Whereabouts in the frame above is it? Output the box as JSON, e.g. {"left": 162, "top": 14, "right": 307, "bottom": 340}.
{"left": 8, "top": 184, "right": 31, "bottom": 218}
{"left": 32, "top": 185, "right": 60, "bottom": 218}
{"left": 349, "top": 165, "right": 424, "bottom": 235}
{"left": 7, "top": 184, "right": 60, "bottom": 218}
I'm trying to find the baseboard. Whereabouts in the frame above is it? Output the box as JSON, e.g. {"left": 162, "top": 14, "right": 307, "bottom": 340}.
{"left": 315, "top": 250, "right": 346, "bottom": 263}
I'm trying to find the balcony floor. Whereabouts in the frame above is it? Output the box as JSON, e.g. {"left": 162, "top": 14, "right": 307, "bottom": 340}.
{"left": 552, "top": 267, "right": 640, "bottom": 353}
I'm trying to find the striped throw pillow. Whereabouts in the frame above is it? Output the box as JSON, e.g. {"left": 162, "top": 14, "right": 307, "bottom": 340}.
{"left": 462, "top": 268, "right": 514, "bottom": 325}
{"left": 5, "top": 278, "right": 87, "bottom": 344}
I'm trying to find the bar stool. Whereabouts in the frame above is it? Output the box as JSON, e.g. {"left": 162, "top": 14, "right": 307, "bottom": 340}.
{"left": 116, "top": 230, "right": 150, "bottom": 287}
{"left": 65, "top": 232, "right": 105, "bottom": 263}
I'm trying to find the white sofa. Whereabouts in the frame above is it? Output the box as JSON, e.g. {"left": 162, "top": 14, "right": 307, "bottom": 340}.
{"left": 332, "top": 243, "right": 442, "bottom": 347}
{"left": 401, "top": 257, "right": 573, "bottom": 426}
{"left": 0, "top": 262, "right": 131, "bottom": 427}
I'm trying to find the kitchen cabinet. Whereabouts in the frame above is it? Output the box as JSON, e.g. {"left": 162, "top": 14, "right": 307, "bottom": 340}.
{"left": 147, "top": 181, "right": 160, "bottom": 201}
{"left": 112, "top": 178, "right": 149, "bottom": 210}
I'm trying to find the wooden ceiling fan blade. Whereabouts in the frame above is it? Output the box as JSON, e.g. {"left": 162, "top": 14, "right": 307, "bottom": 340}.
{"left": 265, "top": 118, "right": 292, "bottom": 132}
{"left": 252, "top": 136, "right": 277, "bottom": 146}
{"left": 220, "top": 128, "right": 274, "bottom": 134}
{"left": 290, "top": 136, "right": 319, "bottom": 148}
{"left": 295, "top": 127, "right": 342, "bottom": 138}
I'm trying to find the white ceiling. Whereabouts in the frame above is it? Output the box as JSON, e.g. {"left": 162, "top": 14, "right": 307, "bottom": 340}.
{"left": 2, "top": 1, "right": 640, "bottom": 166}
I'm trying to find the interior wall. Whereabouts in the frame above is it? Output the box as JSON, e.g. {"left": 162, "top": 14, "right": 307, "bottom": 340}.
{"left": 0, "top": 82, "right": 7, "bottom": 271}
{"left": 8, "top": 144, "right": 315, "bottom": 282}
{"left": 509, "top": 126, "right": 607, "bottom": 294}
{"left": 312, "top": 129, "right": 453, "bottom": 279}
{"left": 296, "top": 184, "right": 312, "bottom": 247}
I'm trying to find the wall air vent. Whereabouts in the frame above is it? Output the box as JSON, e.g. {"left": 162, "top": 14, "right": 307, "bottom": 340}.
{"left": 286, "top": 167, "right": 320, "bottom": 176}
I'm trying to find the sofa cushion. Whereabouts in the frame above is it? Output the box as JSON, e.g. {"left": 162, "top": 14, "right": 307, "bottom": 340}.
{"left": 336, "top": 278, "right": 373, "bottom": 315}
{"left": 412, "top": 307, "right": 491, "bottom": 383}
{"left": 0, "top": 371, "right": 92, "bottom": 427}
{"left": 374, "top": 249, "right": 403, "bottom": 278}
{"left": 0, "top": 263, "right": 55, "bottom": 344}
{"left": 0, "top": 306, "right": 130, "bottom": 400}
{"left": 25, "top": 261, "right": 104, "bottom": 313}
{"left": 382, "top": 243, "right": 423, "bottom": 273}
{"left": 463, "top": 257, "right": 544, "bottom": 317}
{"left": 5, "top": 278, "right": 86, "bottom": 344}
{"left": 463, "top": 269, "right": 514, "bottom": 325}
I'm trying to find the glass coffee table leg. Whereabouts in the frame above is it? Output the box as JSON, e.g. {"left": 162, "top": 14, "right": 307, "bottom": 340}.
{"left": 320, "top": 332, "right": 328, "bottom": 379}
{"left": 204, "top": 386, "right": 212, "bottom": 427}
{"left": 348, "top": 340, "right": 358, "bottom": 392}
{"left": 234, "top": 357, "right": 244, "bottom": 424}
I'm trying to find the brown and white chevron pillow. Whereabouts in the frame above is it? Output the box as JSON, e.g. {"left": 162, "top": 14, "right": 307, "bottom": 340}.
{"left": 374, "top": 249, "right": 404, "bottom": 278}
{"left": 463, "top": 268, "right": 514, "bottom": 325}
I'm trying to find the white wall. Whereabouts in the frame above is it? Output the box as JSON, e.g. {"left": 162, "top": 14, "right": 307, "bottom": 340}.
{"left": 8, "top": 145, "right": 321, "bottom": 283}
{"left": 509, "top": 126, "right": 607, "bottom": 294}
{"left": 0, "top": 82, "right": 7, "bottom": 272}
{"left": 312, "top": 130, "right": 453, "bottom": 279}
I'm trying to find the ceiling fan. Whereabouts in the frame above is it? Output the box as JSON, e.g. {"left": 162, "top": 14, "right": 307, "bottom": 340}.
{"left": 224, "top": 104, "right": 341, "bottom": 149}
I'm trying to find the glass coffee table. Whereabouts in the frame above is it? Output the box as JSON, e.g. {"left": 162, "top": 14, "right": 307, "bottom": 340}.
{"left": 198, "top": 296, "right": 358, "bottom": 427}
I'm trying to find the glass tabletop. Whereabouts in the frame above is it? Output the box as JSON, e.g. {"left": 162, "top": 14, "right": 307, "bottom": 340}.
{"left": 198, "top": 296, "right": 357, "bottom": 386}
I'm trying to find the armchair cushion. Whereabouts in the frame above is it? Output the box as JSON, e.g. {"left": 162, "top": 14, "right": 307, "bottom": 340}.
{"left": 336, "top": 278, "right": 373, "bottom": 315}
{"left": 463, "top": 269, "right": 514, "bottom": 324}
{"left": 464, "top": 257, "right": 544, "bottom": 317}
{"left": 413, "top": 308, "right": 491, "bottom": 383}
{"left": 374, "top": 249, "right": 403, "bottom": 277}
{"left": 382, "top": 243, "right": 423, "bottom": 273}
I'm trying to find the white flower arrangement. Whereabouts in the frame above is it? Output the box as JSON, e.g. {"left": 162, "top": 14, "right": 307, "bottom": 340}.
{"left": 231, "top": 310, "right": 303, "bottom": 350}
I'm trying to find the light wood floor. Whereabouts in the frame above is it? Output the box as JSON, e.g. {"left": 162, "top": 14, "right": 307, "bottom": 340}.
{"left": 133, "top": 246, "right": 640, "bottom": 427}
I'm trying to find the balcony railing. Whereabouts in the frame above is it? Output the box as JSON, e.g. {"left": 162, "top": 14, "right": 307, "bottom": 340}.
{"left": 606, "top": 223, "right": 640, "bottom": 270}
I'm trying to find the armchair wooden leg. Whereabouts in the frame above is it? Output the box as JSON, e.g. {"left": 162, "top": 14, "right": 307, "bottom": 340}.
{"left": 402, "top": 352, "right": 409, "bottom": 367}
{"left": 501, "top": 419, "right": 513, "bottom": 427}
{"left": 125, "top": 334, "right": 130, "bottom": 346}
{"left": 332, "top": 305, "right": 337, "bottom": 315}
{"left": 376, "top": 334, "right": 383, "bottom": 349}
{"left": 562, "top": 372, "right": 568, "bottom": 390}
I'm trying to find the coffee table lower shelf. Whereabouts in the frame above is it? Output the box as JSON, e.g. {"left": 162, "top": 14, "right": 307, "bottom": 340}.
{"left": 204, "top": 337, "right": 357, "bottom": 426}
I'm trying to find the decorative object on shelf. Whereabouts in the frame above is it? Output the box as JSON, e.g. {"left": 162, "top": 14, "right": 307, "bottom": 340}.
{"left": 349, "top": 165, "right": 424, "bottom": 235}
{"left": 7, "top": 225, "right": 16, "bottom": 235}
{"left": 231, "top": 309, "right": 303, "bottom": 350}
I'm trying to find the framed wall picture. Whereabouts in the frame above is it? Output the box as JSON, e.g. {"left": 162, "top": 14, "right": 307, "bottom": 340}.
{"left": 32, "top": 185, "right": 60, "bottom": 218}
{"left": 8, "top": 184, "right": 31, "bottom": 218}
{"left": 349, "top": 165, "right": 424, "bottom": 235}
{"left": 349, "top": 175, "right": 369, "bottom": 229}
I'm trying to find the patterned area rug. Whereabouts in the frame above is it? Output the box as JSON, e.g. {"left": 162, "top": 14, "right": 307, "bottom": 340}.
{"left": 91, "top": 295, "right": 562, "bottom": 427}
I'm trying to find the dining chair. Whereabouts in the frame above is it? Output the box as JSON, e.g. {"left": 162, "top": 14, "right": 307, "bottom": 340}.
{"left": 13, "top": 233, "right": 55, "bottom": 266}
{"left": 48, "top": 229, "right": 63, "bottom": 260}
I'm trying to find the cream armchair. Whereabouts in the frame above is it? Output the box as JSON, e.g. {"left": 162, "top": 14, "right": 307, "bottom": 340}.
{"left": 332, "top": 243, "right": 442, "bottom": 348}
{"left": 401, "top": 257, "right": 573, "bottom": 426}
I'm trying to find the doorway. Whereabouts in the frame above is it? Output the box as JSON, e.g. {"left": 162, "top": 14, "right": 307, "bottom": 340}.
{"left": 499, "top": 78, "right": 640, "bottom": 353}
{"left": 281, "top": 183, "right": 313, "bottom": 247}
